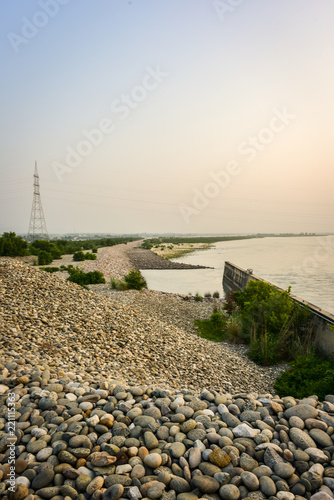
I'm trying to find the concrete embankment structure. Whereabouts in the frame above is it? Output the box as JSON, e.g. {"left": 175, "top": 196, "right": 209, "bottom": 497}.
{"left": 223, "top": 261, "right": 334, "bottom": 356}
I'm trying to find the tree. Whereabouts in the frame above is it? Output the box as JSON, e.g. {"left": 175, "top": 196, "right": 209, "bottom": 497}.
{"left": 0, "top": 232, "right": 29, "bottom": 257}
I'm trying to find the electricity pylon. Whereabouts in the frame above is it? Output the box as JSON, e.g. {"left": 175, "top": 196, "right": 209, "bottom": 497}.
{"left": 27, "top": 162, "right": 49, "bottom": 241}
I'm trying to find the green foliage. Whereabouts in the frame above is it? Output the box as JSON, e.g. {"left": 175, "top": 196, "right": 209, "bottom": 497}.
{"left": 38, "top": 251, "right": 53, "bottom": 265}
{"left": 124, "top": 270, "right": 147, "bottom": 290}
{"left": 141, "top": 240, "right": 154, "bottom": 249}
{"left": 195, "top": 311, "right": 227, "bottom": 342}
{"left": 225, "top": 313, "right": 243, "bottom": 343}
{"left": 274, "top": 355, "right": 334, "bottom": 400}
{"left": 67, "top": 267, "right": 105, "bottom": 287}
{"left": 235, "top": 280, "right": 313, "bottom": 365}
{"left": 223, "top": 291, "right": 239, "bottom": 315}
{"left": 204, "top": 292, "right": 212, "bottom": 298}
{"left": 194, "top": 292, "right": 203, "bottom": 302}
{"left": 40, "top": 267, "right": 60, "bottom": 273}
{"left": 0, "top": 232, "right": 29, "bottom": 257}
{"left": 73, "top": 251, "right": 97, "bottom": 261}
{"left": 111, "top": 270, "right": 147, "bottom": 291}
{"left": 213, "top": 291, "right": 220, "bottom": 299}
{"left": 110, "top": 277, "right": 128, "bottom": 291}
{"left": 73, "top": 251, "right": 85, "bottom": 261}
{"left": 30, "top": 240, "right": 62, "bottom": 260}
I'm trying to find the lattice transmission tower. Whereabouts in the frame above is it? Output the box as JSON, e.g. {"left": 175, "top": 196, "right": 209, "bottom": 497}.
{"left": 27, "top": 162, "right": 49, "bottom": 241}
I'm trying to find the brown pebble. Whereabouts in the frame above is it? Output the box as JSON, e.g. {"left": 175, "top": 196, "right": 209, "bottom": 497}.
{"left": 8, "top": 484, "right": 29, "bottom": 500}
{"left": 15, "top": 459, "right": 28, "bottom": 474}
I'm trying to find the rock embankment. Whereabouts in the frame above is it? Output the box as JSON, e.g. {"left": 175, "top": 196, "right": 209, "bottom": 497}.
{"left": 0, "top": 259, "right": 282, "bottom": 393}
{"left": 127, "top": 247, "right": 210, "bottom": 271}
{"left": 0, "top": 259, "right": 333, "bottom": 500}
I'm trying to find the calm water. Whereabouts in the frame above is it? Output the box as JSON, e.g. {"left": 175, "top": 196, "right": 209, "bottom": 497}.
{"left": 141, "top": 236, "right": 334, "bottom": 314}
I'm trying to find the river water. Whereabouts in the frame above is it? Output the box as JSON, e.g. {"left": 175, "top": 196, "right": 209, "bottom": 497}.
{"left": 141, "top": 235, "right": 334, "bottom": 314}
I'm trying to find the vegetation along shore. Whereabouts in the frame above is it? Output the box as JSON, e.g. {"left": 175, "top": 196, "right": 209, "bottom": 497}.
{"left": 0, "top": 233, "right": 333, "bottom": 499}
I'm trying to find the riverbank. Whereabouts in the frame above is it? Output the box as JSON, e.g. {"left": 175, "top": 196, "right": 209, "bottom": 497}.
{"left": 1, "top": 259, "right": 334, "bottom": 500}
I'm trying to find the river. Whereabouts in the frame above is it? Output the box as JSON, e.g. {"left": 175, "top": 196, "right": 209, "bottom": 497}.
{"left": 141, "top": 235, "right": 334, "bottom": 314}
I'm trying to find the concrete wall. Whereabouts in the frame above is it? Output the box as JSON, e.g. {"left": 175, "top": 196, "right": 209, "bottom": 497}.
{"left": 223, "top": 261, "right": 334, "bottom": 356}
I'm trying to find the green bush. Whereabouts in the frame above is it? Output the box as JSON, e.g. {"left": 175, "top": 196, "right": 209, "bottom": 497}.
{"left": 67, "top": 268, "right": 105, "bottom": 287}
{"left": 124, "top": 270, "right": 147, "bottom": 290}
{"left": 30, "top": 240, "right": 62, "bottom": 260}
{"left": 235, "top": 280, "right": 313, "bottom": 365}
{"left": 274, "top": 355, "right": 334, "bottom": 400}
{"left": 204, "top": 292, "right": 212, "bottom": 298}
{"left": 40, "top": 267, "right": 60, "bottom": 273}
{"left": 194, "top": 292, "right": 203, "bottom": 302}
{"left": 141, "top": 240, "right": 154, "bottom": 249}
{"left": 73, "top": 251, "right": 85, "bottom": 261}
{"left": 38, "top": 251, "right": 53, "bottom": 265}
{"left": 0, "top": 232, "right": 29, "bottom": 257}
{"left": 213, "top": 291, "right": 220, "bottom": 299}
{"left": 73, "top": 251, "right": 97, "bottom": 261}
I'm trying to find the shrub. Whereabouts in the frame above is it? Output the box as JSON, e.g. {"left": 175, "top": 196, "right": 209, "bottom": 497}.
{"left": 30, "top": 240, "right": 62, "bottom": 260}
{"left": 73, "top": 251, "right": 85, "bottom": 261}
{"left": 0, "top": 232, "right": 29, "bottom": 256}
{"left": 124, "top": 270, "right": 147, "bottom": 290}
{"left": 40, "top": 267, "right": 60, "bottom": 273}
{"left": 204, "top": 292, "right": 212, "bottom": 298}
{"left": 213, "top": 291, "right": 220, "bottom": 299}
{"left": 110, "top": 277, "right": 128, "bottom": 291}
{"left": 274, "top": 355, "right": 334, "bottom": 400}
{"left": 235, "top": 280, "right": 313, "bottom": 365}
{"left": 194, "top": 292, "right": 203, "bottom": 302}
{"left": 38, "top": 251, "right": 53, "bottom": 265}
{"left": 225, "top": 313, "right": 244, "bottom": 343}
{"left": 223, "top": 291, "right": 239, "bottom": 315}
{"left": 67, "top": 268, "right": 105, "bottom": 287}
{"left": 195, "top": 312, "right": 227, "bottom": 342}
{"left": 142, "top": 240, "right": 154, "bottom": 249}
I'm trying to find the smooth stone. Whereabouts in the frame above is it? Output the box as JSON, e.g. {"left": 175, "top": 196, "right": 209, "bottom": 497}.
{"left": 169, "top": 477, "right": 191, "bottom": 493}
{"left": 208, "top": 448, "right": 231, "bottom": 467}
{"left": 290, "top": 428, "right": 317, "bottom": 450}
{"left": 7, "top": 484, "right": 29, "bottom": 500}
{"left": 259, "top": 475, "right": 276, "bottom": 496}
{"left": 219, "top": 484, "right": 240, "bottom": 500}
{"left": 144, "top": 453, "right": 163, "bottom": 469}
{"left": 309, "top": 428, "right": 333, "bottom": 447}
{"left": 285, "top": 405, "right": 318, "bottom": 420}
{"left": 274, "top": 462, "right": 295, "bottom": 479}
{"left": 305, "top": 447, "right": 329, "bottom": 463}
{"left": 105, "top": 484, "right": 124, "bottom": 500}
{"left": 31, "top": 469, "right": 55, "bottom": 489}
{"left": 147, "top": 482, "right": 166, "bottom": 499}
{"left": 191, "top": 475, "right": 220, "bottom": 493}
{"left": 144, "top": 431, "right": 159, "bottom": 450}
{"left": 86, "top": 475, "right": 104, "bottom": 495}
{"left": 188, "top": 447, "right": 202, "bottom": 469}
{"left": 198, "top": 462, "right": 222, "bottom": 476}
{"left": 131, "top": 464, "right": 146, "bottom": 479}
{"left": 240, "top": 471, "right": 259, "bottom": 491}
{"left": 170, "top": 442, "right": 186, "bottom": 458}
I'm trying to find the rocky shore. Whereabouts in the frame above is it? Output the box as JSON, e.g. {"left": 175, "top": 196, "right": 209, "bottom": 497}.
{"left": 0, "top": 258, "right": 333, "bottom": 500}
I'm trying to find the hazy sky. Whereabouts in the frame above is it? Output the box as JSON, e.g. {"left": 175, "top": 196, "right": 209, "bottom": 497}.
{"left": 1, "top": 0, "right": 334, "bottom": 235}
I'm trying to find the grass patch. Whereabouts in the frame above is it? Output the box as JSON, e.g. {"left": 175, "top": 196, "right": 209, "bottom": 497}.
{"left": 274, "top": 354, "right": 334, "bottom": 400}
{"left": 195, "top": 312, "right": 227, "bottom": 342}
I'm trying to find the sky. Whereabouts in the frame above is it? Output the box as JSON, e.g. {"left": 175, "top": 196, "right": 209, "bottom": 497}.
{"left": 1, "top": 0, "right": 334, "bottom": 235}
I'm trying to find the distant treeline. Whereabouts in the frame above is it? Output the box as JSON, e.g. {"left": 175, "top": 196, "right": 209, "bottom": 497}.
{"left": 0, "top": 232, "right": 137, "bottom": 265}
{"left": 141, "top": 233, "right": 317, "bottom": 248}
